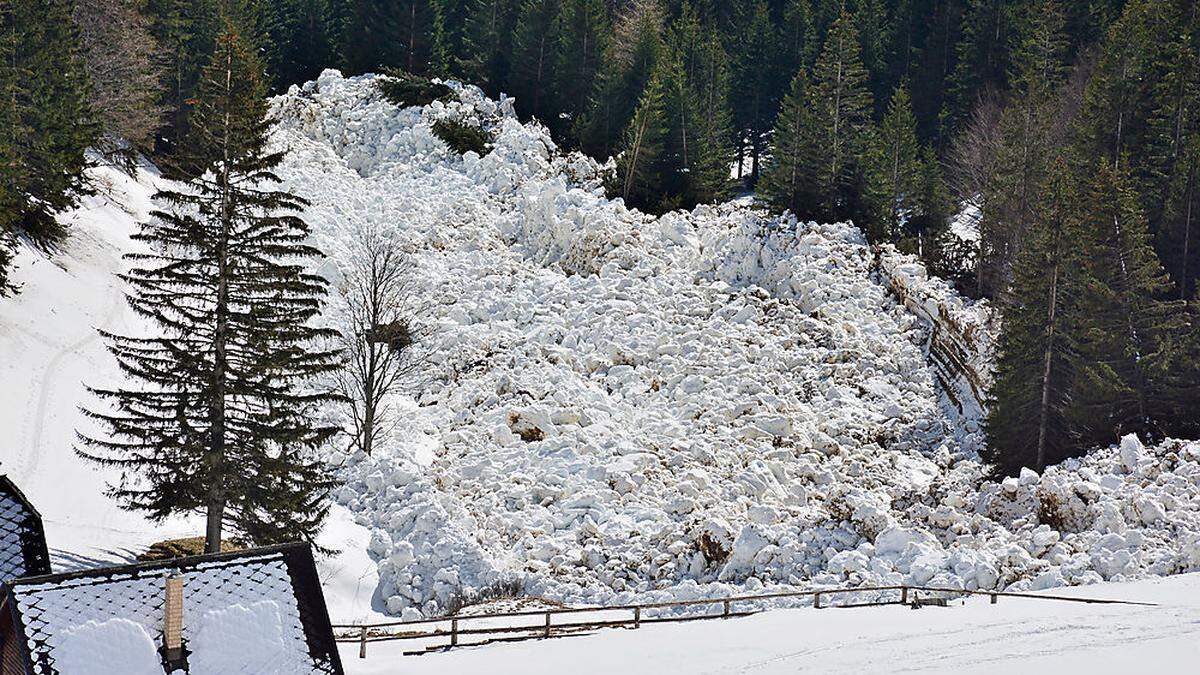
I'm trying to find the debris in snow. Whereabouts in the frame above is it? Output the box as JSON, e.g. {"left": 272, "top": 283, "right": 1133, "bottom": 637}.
{"left": 264, "top": 71, "right": 1200, "bottom": 616}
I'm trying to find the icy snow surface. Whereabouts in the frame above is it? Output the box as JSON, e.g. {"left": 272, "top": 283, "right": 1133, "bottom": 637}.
{"left": 265, "top": 71, "right": 1200, "bottom": 618}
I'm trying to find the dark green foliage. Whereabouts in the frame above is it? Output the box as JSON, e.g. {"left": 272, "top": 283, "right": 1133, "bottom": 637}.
{"left": 507, "top": 0, "right": 562, "bottom": 123}
{"left": 378, "top": 69, "right": 454, "bottom": 107}
{"left": 729, "top": 1, "right": 780, "bottom": 184}
{"left": 611, "top": 58, "right": 668, "bottom": 211}
{"left": 576, "top": 0, "right": 664, "bottom": 159}
{"left": 862, "top": 86, "right": 924, "bottom": 243}
{"left": 78, "top": 21, "right": 341, "bottom": 552}
{"left": 265, "top": 0, "right": 335, "bottom": 91}
{"left": 810, "top": 9, "right": 874, "bottom": 222}
{"left": 984, "top": 160, "right": 1080, "bottom": 475}
{"left": 760, "top": 71, "right": 821, "bottom": 217}
{"left": 974, "top": 0, "right": 1071, "bottom": 298}
{"left": 332, "top": 0, "right": 436, "bottom": 75}
{"left": 432, "top": 118, "right": 493, "bottom": 155}
{"left": 0, "top": 0, "right": 98, "bottom": 247}
{"left": 553, "top": 0, "right": 608, "bottom": 138}
{"left": 433, "top": 0, "right": 474, "bottom": 76}
{"left": 1067, "top": 163, "right": 1187, "bottom": 448}
{"left": 461, "top": 0, "right": 519, "bottom": 93}
{"left": 144, "top": 0, "right": 221, "bottom": 160}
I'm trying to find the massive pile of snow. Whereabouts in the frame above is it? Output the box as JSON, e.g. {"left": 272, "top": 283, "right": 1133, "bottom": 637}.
{"left": 262, "top": 71, "right": 1200, "bottom": 618}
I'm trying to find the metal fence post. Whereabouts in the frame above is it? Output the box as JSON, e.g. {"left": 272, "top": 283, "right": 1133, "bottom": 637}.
{"left": 358, "top": 626, "right": 368, "bottom": 659}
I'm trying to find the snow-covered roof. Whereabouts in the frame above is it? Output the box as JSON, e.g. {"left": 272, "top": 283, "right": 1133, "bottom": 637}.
{"left": 1, "top": 543, "right": 342, "bottom": 675}
{"left": 0, "top": 475, "right": 50, "bottom": 583}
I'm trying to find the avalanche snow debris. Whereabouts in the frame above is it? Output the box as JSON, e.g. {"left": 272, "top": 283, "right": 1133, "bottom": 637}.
{"left": 269, "top": 71, "right": 1200, "bottom": 616}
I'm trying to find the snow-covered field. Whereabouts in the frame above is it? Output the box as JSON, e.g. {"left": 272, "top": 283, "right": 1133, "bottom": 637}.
{"left": 4, "top": 69, "right": 1200, "bottom": 670}
{"left": 340, "top": 572, "right": 1200, "bottom": 674}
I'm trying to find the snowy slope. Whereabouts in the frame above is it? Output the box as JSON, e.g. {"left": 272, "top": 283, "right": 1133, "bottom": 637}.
{"left": 0, "top": 163, "right": 199, "bottom": 566}
{"left": 340, "top": 572, "right": 1200, "bottom": 674}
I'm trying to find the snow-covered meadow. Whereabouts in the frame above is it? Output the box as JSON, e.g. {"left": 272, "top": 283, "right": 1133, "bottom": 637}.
{"left": 265, "top": 72, "right": 1200, "bottom": 618}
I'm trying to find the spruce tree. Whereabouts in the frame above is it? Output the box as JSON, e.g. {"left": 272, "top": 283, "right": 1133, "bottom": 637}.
{"left": 760, "top": 70, "right": 822, "bottom": 217}
{"left": 506, "top": 0, "right": 561, "bottom": 124}
{"left": 333, "top": 0, "right": 435, "bottom": 75}
{"left": 862, "top": 85, "right": 924, "bottom": 244}
{"left": 432, "top": 0, "right": 473, "bottom": 77}
{"left": 461, "top": 0, "right": 519, "bottom": 94}
{"left": 264, "top": 0, "right": 334, "bottom": 91}
{"left": 576, "top": 0, "right": 664, "bottom": 159}
{"left": 612, "top": 60, "right": 668, "bottom": 211}
{"left": 1145, "top": 8, "right": 1200, "bottom": 298}
{"left": 810, "top": 8, "right": 873, "bottom": 222}
{"left": 666, "top": 4, "right": 733, "bottom": 206}
{"left": 9, "top": 0, "right": 97, "bottom": 245}
{"left": 780, "top": 0, "right": 818, "bottom": 77}
{"left": 78, "top": 21, "right": 341, "bottom": 553}
{"left": 729, "top": 1, "right": 779, "bottom": 184}
{"left": 144, "top": 0, "right": 220, "bottom": 161}
{"left": 975, "top": 0, "right": 1069, "bottom": 298}
{"left": 943, "top": 0, "right": 1020, "bottom": 136}
{"left": 1067, "top": 162, "right": 1187, "bottom": 448}
{"left": 554, "top": 0, "right": 608, "bottom": 139}
{"left": 983, "top": 160, "right": 1081, "bottom": 475}
{"left": 0, "top": 0, "right": 27, "bottom": 295}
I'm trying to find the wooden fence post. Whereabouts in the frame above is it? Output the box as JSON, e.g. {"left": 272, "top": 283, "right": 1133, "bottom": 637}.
{"left": 544, "top": 611, "right": 552, "bottom": 638}
{"left": 900, "top": 587, "right": 908, "bottom": 604}
{"left": 451, "top": 618, "right": 459, "bottom": 647}
{"left": 814, "top": 593, "right": 821, "bottom": 609}
{"left": 634, "top": 606, "right": 641, "bottom": 629}
{"left": 990, "top": 593, "right": 997, "bottom": 605}
{"left": 358, "top": 627, "right": 368, "bottom": 659}
{"left": 723, "top": 600, "right": 731, "bottom": 617}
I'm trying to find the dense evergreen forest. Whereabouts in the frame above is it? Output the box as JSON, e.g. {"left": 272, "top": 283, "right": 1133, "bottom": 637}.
{"left": 3, "top": 0, "right": 1200, "bottom": 477}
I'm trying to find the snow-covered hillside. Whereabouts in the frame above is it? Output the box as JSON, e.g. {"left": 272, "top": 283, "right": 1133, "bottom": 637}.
{"left": 4, "top": 70, "right": 1200, "bottom": 632}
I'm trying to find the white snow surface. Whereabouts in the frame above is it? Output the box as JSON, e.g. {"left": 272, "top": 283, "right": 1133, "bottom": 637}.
{"left": 341, "top": 572, "right": 1200, "bottom": 674}
{"left": 265, "top": 71, "right": 1200, "bottom": 617}
{"left": 54, "top": 617, "right": 163, "bottom": 675}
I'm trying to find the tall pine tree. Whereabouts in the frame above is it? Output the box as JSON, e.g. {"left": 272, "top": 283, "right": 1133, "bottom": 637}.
{"left": 984, "top": 159, "right": 1081, "bottom": 475}
{"left": 761, "top": 70, "right": 822, "bottom": 217}
{"left": 506, "top": 0, "right": 561, "bottom": 124}
{"left": 1067, "top": 162, "right": 1187, "bottom": 448}
{"left": 553, "top": 0, "right": 608, "bottom": 140}
{"left": 810, "top": 8, "right": 873, "bottom": 222}
{"left": 78, "top": 20, "right": 341, "bottom": 553}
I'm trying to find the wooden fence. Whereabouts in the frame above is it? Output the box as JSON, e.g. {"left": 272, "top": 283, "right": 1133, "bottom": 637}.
{"left": 333, "top": 584, "right": 1156, "bottom": 658}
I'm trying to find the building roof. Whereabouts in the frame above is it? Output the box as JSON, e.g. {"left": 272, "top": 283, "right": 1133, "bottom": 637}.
{"left": 1, "top": 543, "right": 343, "bottom": 675}
{"left": 0, "top": 476, "right": 50, "bottom": 583}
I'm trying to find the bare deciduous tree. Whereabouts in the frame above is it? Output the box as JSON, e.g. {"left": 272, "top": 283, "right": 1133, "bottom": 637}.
{"left": 334, "top": 225, "right": 427, "bottom": 456}
{"left": 73, "top": 0, "right": 165, "bottom": 161}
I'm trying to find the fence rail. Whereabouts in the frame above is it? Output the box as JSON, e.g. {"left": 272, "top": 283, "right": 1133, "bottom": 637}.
{"left": 333, "top": 584, "right": 1156, "bottom": 658}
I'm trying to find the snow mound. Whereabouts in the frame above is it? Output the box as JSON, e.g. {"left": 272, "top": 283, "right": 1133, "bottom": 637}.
{"left": 265, "top": 72, "right": 1200, "bottom": 616}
